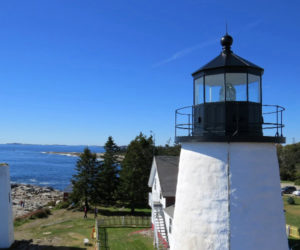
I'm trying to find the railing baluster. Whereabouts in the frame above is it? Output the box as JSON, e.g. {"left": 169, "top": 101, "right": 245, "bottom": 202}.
{"left": 281, "top": 110, "right": 283, "bottom": 136}
{"left": 175, "top": 104, "right": 284, "bottom": 139}
{"left": 188, "top": 114, "right": 191, "bottom": 136}
{"left": 276, "top": 105, "right": 279, "bottom": 136}
{"left": 175, "top": 110, "right": 177, "bottom": 139}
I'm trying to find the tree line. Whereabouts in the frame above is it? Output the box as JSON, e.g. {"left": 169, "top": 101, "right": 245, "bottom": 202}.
{"left": 277, "top": 143, "right": 300, "bottom": 182}
{"left": 70, "top": 133, "right": 180, "bottom": 213}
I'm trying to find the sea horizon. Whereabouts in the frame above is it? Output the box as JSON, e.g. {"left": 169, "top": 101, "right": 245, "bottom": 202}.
{"left": 0, "top": 144, "right": 105, "bottom": 191}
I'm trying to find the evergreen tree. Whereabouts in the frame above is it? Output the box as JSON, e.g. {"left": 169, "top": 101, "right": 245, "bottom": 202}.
{"left": 70, "top": 147, "right": 99, "bottom": 209}
{"left": 154, "top": 144, "right": 181, "bottom": 156}
{"left": 277, "top": 143, "right": 299, "bottom": 181}
{"left": 119, "top": 133, "right": 154, "bottom": 213}
{"left": 97, "top": 136, "right": 120, "bottom": 206}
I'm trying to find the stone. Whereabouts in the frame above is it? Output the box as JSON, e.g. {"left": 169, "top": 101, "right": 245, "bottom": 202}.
{"left": 11, "top": 183, "right": 63, "bottom": 218}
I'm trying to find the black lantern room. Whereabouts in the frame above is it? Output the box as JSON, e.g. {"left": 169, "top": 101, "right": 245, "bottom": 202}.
{"left": 175, "top": 33, "right": 285, "bottom": 143}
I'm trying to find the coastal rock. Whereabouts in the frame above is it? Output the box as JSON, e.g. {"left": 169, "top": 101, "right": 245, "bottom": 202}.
{"left": 11, "top": 183, "right": 63, "bottom": 218}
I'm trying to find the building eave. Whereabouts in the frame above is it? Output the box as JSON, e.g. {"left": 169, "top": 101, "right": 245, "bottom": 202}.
{"left": 148, "top": 157, "right": 157, "bottom": 187}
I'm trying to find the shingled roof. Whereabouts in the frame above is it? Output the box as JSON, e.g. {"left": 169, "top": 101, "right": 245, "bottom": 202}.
{"left": 155, "top": 156, "right": 179, "bottom": 197}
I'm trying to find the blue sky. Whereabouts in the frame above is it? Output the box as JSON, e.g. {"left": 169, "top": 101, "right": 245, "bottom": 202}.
{"left": 0, "top": 0, "right": 299, "bottom": 146}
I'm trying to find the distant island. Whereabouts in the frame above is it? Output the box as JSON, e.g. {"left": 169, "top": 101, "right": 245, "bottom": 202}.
{"left": 42, "top": 151, "right": 103, "bottom": 158}
{"left": 43, "top": 152, "right": 125, "bottom": 161}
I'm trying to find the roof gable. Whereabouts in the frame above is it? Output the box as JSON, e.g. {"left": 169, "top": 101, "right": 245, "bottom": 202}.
{"left": 155, "top": 156, "right": 179, "bottom": 197}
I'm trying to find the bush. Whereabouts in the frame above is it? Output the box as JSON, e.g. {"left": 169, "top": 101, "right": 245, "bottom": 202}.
{"left": 44, "top": 208, "right": 51, "bottom": 215}
{"left": 56, "top": 201, "right": 70, "bottom": 209}
{"left": 46, "top": 200, "right": 56, "bottom": 207}
{"left": 30, "top": 208, "right": 51, "bottom": 219}
{"left": 288, "top": 197, "right": 295, "bottom": 205}
{"left": 295, "top": 179, "right": 300, "bottom": 185}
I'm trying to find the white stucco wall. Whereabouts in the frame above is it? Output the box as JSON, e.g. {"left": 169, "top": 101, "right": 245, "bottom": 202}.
{"left": 0, "top": 164, "right": 14, "bottom": 248}
{"left": 172, "top": 143, "right": 229, "bottom": 250}
{"left": 172, "top": 142, "right": 288, "bottom": 250}
{"left": 229, "top": 143, "right": 288, "bottom": 249}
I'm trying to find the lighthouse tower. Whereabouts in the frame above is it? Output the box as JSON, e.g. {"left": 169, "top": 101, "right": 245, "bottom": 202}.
{"left": 172, "top": 34, "right": 288, "bottom": 250}
{"left": 0, "top": 163, "right": 14, "bottom": 248}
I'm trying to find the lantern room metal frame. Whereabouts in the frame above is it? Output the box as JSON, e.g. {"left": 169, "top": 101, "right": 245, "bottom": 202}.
{"left": 175, "top": 34, "right": 285, "bottom": 143}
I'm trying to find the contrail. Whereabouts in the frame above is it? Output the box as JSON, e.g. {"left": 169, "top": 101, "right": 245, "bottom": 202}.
{"left": 153, "top": 38, "right": 218, "bottom": 68}
{"left": 153, "top": 19, "right": 263, "bottom": 68}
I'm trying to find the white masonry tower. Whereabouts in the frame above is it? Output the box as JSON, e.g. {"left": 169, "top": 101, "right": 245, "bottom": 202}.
{"left": 0, "top": 163, "right": 14, "bottom": 248}
{"left": 172, "top": 34, "right": 288, "bottom": 250}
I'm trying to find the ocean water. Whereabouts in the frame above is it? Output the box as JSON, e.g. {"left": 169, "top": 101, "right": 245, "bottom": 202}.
{"left": 0, "top": 144, "right": 104, "bottom": 191}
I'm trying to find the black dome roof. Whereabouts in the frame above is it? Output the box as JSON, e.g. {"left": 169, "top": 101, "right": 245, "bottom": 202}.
{"left": 192, "top": 34, "right": 264, "bottom": 77}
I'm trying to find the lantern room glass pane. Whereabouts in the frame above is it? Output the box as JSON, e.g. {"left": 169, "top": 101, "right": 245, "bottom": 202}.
{"left": 205, "top": 74, "right": 225, "bottom": 102}
{"left": 225, "top": 73, "right": 247, "bottom": 101}
{"left": 248, "top": 74, "right": 261, "bottom": 102}
{"left": 194, "top": 77, "right": 203, "bottom": 105}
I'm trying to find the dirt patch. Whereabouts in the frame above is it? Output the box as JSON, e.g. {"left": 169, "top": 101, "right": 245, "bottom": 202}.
{"left": 129, "top": 228, "right": 153, "bottom": 237}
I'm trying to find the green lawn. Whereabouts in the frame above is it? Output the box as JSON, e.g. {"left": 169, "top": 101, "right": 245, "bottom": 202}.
{"left": 17, "top": 199, "right": 300, "bottom": 250}
{"left": 14, "top": 209, "right": 154, "bottom": 250}
{"left": 283, "top": 196, "right": 300, "bottom": 249}
{"left": 283, "top": 196, "right": 300, "bottom": 227}
{"left": 98, "top": 227, "right": 153, "bottom": 250}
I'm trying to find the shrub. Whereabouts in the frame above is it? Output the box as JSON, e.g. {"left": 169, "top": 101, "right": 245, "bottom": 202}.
{"left": 44, "top": 208, "right": 51, "bottom": 215}
{"left": 295, "top": 179, "right": 300, "bottom": 186}
{"left": 46, "top": 200, "right": 56, "bottom": 207}
{"left": 56, "top": 201, "right": 70, "bottom": 209}
{"left": 288, "top": 197, "right": 295, "bottom": 205}
{"left": 30, "top": 208, "right": 51, "bottom": 219}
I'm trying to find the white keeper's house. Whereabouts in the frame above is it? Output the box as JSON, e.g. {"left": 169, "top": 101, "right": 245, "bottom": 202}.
{"left": 0, "top": 163, "right": 14, "bottom": 248}
{"left": 148, "top": 156, "right": 179, "bottom": 249}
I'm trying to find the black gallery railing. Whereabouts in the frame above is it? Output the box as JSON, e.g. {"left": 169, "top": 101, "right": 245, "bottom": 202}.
{"left": 175, "top": 104, "right": 285, "bottom": 138}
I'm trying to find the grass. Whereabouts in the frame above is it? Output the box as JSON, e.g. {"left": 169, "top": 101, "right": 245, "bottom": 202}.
{"left": 14, "top": 208, "right": 154, "bottom": 250}
{"left": 98, "top": 227, "right": 153, "bottom": 250}
{"left": 96, "top": 214, "right": 153, "bottom": 249}
{"left": 97, "top": 216, "right": 150, "bottom": 228}
{"left": 283, "top": 196, "right": 300, "bottom": 249}
{"left": 95, "top": 206, "right": 151, "bottom": 216}
{"left": 19, "top": 197, "right": 300, "bottom": 249}
{"left": 283, "top": 196, "right": 300, "bottom": 227}
{"left": 14, "top": 218, "right": 30, "bottom": 227}
{"left": 15, "top": 209, "right": 95, "bottom": 249}
{"left": 281, "top": 180, "right": 295, "bottom": 184}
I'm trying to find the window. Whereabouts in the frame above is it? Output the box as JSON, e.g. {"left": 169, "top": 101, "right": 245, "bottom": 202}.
{"left": 154, "top": 179, "right": 156, "bottom": 191}
{"left": 248, "top": 74, "right": 261, "bottom": 102}
{"left": 194, "top": 77, "right": 204, "bottom": 104}
{"left": 169, "top": 218, "right": 172, "bottom": 234}
{"left": 205, "top": 74, "right": 225, "bottom": 102}
{"left": 225, "top": 73, "right": 247, "bottom": 101}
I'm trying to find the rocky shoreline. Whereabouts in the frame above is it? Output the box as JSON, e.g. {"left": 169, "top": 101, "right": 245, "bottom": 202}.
{"left": 11, "top": 183, "right": 63, "bottom": 218}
